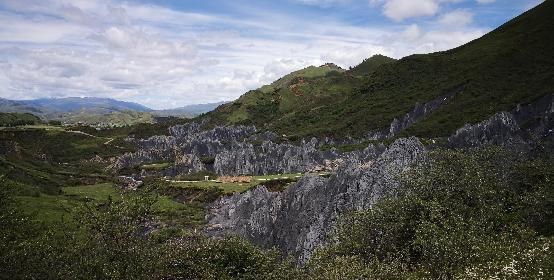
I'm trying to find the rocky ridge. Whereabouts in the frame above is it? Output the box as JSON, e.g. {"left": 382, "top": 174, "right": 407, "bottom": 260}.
{"left": 110, "top": 123, "right": 355, "bottom": 176}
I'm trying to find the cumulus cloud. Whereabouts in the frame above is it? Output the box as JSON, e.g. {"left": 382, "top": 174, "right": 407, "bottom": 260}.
{"left": 370, "top": 0, "right": 439, "bottom": 21}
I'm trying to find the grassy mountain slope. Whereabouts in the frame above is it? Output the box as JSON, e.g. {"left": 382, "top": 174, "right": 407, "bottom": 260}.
{"left": 205, "top": 62, "right": 362, "bottom": 130}
{"left": 205, "top": 1, "right": 554, "bottom": 139}
{"left": 0, "top": 98, "right": 50, "bottom": 117}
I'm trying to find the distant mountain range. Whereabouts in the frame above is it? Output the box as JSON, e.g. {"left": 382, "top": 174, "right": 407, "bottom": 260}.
{"left": 0, "top": 97, "right": 150, "bottom": 117}
{"left": 26, "top": 97, "right": 152, "bottom": 114}
{"left": 0, "top": 97, "right": 226, "bottom": 124}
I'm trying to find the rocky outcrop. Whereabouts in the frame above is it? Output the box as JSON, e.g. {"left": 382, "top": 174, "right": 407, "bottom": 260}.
{"left": 109, "top": 124, "right": 256, "bottom": 173}
{"left": 206, "top": 137, "right": 425, "bottom": 264}
{"left": 213, "top": 138, "right": 343, "bottom": 176}
{"left": 448, "top": 112, "right": 526, "bottom": 148}
{"left": 204, "top": 94, "right": 552, "bottom": 264}
{"left": 448, "top": 94, "right": 553, "bottom": 153}
{"left": 110, "top": 124, "right": 350, "bottom": 176}
{"left": 109, "top": 136, "right": 178, "bottom": 172}
{"left": 389, "top": 88, "right": 461, "bottom": 137}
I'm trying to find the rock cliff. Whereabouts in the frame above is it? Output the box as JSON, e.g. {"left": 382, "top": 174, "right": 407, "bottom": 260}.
{"left": 448, "top": 94, "right": 553, "bottom": 154}
{"left": 206, "top": 137, "right": 426, "bottom": 264}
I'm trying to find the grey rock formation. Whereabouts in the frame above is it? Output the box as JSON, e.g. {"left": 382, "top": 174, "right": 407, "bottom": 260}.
{"left": 109, "top": 124, "right": 256, "bottom": 173}
{"left": 448, "top": 112, "right": 526, "bottom": 148}
{"left": 213, "top": 138, "right": 343, "bottom": 176}
{"left": 448, "top": 94, "right": 553, "bottom": 153}
{"left": 108, "top": 136, "right": 178, "bottom": 172}
{"left": 389, "top": 89, "right": 460, "bottom": 137}
{"left": 206, "top": 137, "right": 425, "bottom": 264}
{"left": 110, "top": 123, "right": 351, "bottom": 176}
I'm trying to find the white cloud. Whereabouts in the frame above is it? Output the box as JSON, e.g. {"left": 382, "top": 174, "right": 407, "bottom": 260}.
{"left": 402, "top": 24, "right": 422, "bottom": 40}
{"left": 93, "top": 27, "right": 197, "bottom": 58}
{"left": 370, "top": 0, "right": 439, "bottom": 21}
{"left": 0, "top": 13, "right": 87, "bottom": 44}
{"left": 262, "top": 58, "right": 318, "bottom": 82}
{"left": 438, "top": 10, "right": 474, "bottom": 27}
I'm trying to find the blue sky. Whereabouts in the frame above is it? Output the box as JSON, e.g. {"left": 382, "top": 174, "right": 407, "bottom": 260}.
{"left": 0, "top": 0, "right": 544, "bottom": 109}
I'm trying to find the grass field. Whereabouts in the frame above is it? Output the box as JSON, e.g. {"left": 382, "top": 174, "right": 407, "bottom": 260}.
{"left": 15, "top": 182, "right": 203, "bottom": 228}
{"left": 169, "top": 181, "right": 257, "bottom": 194}
{"left": 62, "top": 183, "right": 120, "bottom": 201}
{"left": 169, "top": 173, "right": 317, "bottom": 194}
{"left": 16, "top": 194, "right": 80, "bottom": 225}
{"left": 152, "top": 196, "right": 206, "bottom": 227}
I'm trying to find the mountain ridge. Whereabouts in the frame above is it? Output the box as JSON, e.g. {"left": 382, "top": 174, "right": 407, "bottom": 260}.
{"left": 202, "top": 1, "right": 554, "bottom": 139}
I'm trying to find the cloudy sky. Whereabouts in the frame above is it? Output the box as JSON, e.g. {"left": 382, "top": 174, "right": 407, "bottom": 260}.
{"left": 0, "top": 0, "right": 543, "bottom": 109}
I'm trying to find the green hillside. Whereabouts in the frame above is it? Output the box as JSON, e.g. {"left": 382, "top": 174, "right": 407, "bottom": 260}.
{"left": 0, "top": 113, "right": 41, "bottom": 127}
{"left": 348, "top": 54, "right": 396, "bottom": 76}
{"left": 205, "top": 62, "right": 362, "bottom": 130}
{"left": 205, "top": 1, "right": 554, "bottom": 139}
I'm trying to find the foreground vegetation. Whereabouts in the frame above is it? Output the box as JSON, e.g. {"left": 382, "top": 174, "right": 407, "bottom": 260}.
{"left": 311, "top": 148, "right": 553, "bottom": 279}
{"left": 2, "top": 147, "right": 552, "bottom": 279}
